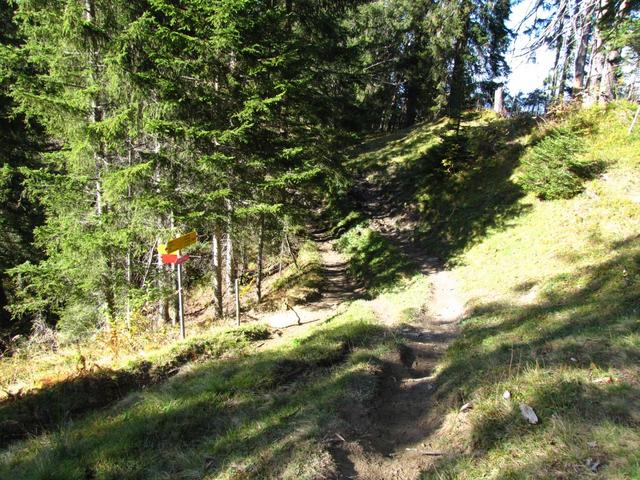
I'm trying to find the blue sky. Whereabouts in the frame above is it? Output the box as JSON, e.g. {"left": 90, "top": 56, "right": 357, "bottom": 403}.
{"left": 505, "top": 0, "right": 555, "bottom": 94}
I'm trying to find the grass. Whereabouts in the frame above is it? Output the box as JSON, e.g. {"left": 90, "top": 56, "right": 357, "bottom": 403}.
{"left": 3, "top": 102, "right": 639, "bottom": 479}
{"left": 336, "top": 222, "right": 413, "bottom": 295}
{"left": 0, "top": 324, "right": 270, "bottom": 447}
{"left": 259, "top": 241, "right": 323, "bottom": 310}
{"left": 413, "top": 102, "right": 640, "bottom": 478}
{"left": 0, "top": 302, "right": 395, "bottom": 479}
{"left": 349, "top": 110, "right": 536, "bottom": 261}
{"left": 342, "top": 101, "right": 640, "bottom": 478}
{"left": 0, "top": 317, "right": 231, "bottom": 401}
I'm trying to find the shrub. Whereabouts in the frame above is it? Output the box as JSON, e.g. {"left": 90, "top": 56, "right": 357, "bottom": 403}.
{"left": 518, "top": 128, "right": 604, "bottom": 200}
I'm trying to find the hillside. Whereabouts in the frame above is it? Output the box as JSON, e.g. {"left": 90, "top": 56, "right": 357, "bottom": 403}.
{"left": 1, "top": 102, "right": 639, "bottom": 479}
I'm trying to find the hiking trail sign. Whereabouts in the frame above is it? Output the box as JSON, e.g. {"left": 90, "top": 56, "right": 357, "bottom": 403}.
{"left": 158, "top": 230, "right": 197, "bottom": 255}
{"left": 157, "top": 231, "right": 197, "bottom": 339}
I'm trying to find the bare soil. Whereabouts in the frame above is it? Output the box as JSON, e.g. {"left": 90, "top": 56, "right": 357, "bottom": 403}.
{"left": 259, "top": 240, "right": 364, "bottom": 334}
{"left": 325, "top": 178, "right": 467, "bottom": 479}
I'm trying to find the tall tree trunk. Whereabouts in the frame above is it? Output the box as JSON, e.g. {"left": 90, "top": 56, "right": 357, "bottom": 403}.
{"left": 256, "top": 214, "right": 265, "bottom": 303}
{"left": 598, "top": 0, "right": 630, "bottom": 103}
{"left": 585, "top": 0, "right": 609, "bottom": 105}
{"left": 493, "top": 86, "right": 504, "bottom": 115}
{"left": 599, "top": 50, "right": 619, "bottom": 103}
{"left": 550, "top": 35, "right": 563, "bottom": 99}
{"left": 0, "top": 278, "right": 10, "bottom": 333}
{"left": 212, "top": 228, "right": 224, "bottom": 317}
{"left": 558, "top": 37, "right": 571, "bottom": 100}
{"left": 572, "top": 0, "right": 594, "bottom": 98}
{"left": 404, "top": 81, "right": 419, "bottom": 127}
{"left": 156, "top": 243, "right": 170, "bottom": 328}
{"left": 448, "top": 14, "right": 470, "bottom": 127}
{"left": 125, "top": 247, "right": 131, "bottom": 328}
{"left": 85, "top": 0, "right": 115, "bottom": 327}
{"left": 224, "top": 200, "right": 234, "bottom": 314}
{"left": 125, "top": 140, "right": 133, "bottom": 329}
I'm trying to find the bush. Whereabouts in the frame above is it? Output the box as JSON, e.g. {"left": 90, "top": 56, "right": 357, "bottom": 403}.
{"left": 518, "top": 128, "right": 604, "bottom": 200}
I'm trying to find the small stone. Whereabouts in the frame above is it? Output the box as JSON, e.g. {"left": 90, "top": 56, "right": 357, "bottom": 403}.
{"left": 587, "top": 441, "right": 598, "bottom": 448}
{"left": 586, "top": 458, "right": 601, "bottom": 472}
{"left": 519, "top": 403, "right": 539, "bottom": 424}
{"left": 503, "top": 390, "right": 511, "bottom": 400}
{"left": 570, "top": 357, "right": 577, "bottom": 362}
{"left": 460, "top": 402, "right": 473, "bottom": 412}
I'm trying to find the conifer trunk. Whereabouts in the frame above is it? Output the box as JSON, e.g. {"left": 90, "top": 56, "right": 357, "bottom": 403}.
{"left": 598, "top": 0, "right": 631, "bottom": 103}
{"left": 572, "top": 0, "right": 593, "bottom": 98}
{"left": 256, "top": 214, "right": 265, "bottom": 303}
{"left": 224, "top": 199, "right": 234, "bottom": 314}
{"left": 212, "top": 228, "right": 224, "bottom": 318}
{"left": 585, "top": 0, "right": 608, "bottom": 105}
{"left": 156, "top": 243, "right": 170, "bottom": 328}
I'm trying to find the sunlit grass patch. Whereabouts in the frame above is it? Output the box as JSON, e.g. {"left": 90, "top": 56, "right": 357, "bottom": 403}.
{"left": 260, "top": 241, "right": 323, "bottom": 309}
{"left": 419, "top": 102, "right": 640, "bottom": 478}
{"left": 336, "top": 223, "right": 413, "bottom": 295}
{"left": 0, "top": 324, "right": 270, "bottom": 448}
{"left": 0, "top": 299, "right": 394, "bottom": 479}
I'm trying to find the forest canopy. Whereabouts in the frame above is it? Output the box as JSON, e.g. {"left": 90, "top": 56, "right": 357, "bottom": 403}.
{"left": 0, "top": 0, "right": 638, "bottom": 347}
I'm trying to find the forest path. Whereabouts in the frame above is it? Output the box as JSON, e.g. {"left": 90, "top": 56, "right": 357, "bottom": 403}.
{"left": 327, "top": 181, "right": 467, "bottom": 479}
{"left": 250, "top": 172, "right": 466, "bottom": 479}
{"left": 257, "top": 240, "right": 364, "bottom": 337}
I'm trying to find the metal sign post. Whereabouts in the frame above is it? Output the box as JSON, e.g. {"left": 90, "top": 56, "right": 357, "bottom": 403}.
{"left": 176, "top": 250, "right": 186, "bottom": 340}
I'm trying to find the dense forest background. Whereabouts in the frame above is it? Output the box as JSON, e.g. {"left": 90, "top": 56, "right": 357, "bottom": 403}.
{"left": 0, "top": 0, "right": 638, "bottom": 348}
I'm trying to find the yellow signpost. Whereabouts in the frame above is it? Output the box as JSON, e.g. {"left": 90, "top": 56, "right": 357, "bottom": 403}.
{"left": 157, "top": 231, "right": 197, "bottom": 339}
{"left": 162, "top": 230, "right": 197, "bottom": 254}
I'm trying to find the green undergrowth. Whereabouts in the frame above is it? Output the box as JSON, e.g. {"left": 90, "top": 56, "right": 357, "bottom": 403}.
{"left": 0, "top": 301, "right": 396, "bottom": 479}
{"left": 415, "top": 103, "right": 640, "bottom": 478}
{"left": 0, "top": 324, "right": 269, "bottom": 448}
{"left": 336, "top": 222, "right": 413, "bottom": 295}
{"left": 517, "top": 123, "right": 602, "bottom": 200}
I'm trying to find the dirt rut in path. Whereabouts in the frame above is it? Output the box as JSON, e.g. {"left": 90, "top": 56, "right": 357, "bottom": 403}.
{"left": 331, "top": 270, "right": 465, "bottom": 480}
{"left": 327, "top": 178, "right": 467, "bottom": 478}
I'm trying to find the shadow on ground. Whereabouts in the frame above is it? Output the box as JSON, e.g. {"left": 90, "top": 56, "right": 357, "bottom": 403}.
{"left": 354, "top": 114, "right": 537, "bottom": 264}
{"left": 0, "top": 326, "right": 270, "bottom": 448}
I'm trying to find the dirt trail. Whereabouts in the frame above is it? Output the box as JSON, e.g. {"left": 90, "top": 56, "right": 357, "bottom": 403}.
{"left": 326, "top": 180, "right": 467, "bottom": 479}
{"left": 332, "top": 270, "right": 465, "bottom": 480}
{"left": 249, "top": 175, "right": 467, "bottom": 479}
{"left": 260, "top": 241, "right": 364, "bottom": 333}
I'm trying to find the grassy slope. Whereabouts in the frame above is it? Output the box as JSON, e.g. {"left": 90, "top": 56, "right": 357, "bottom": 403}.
{"left": 0, "top": 274, "right": 434, "bottom": 479}
{"left": 345, "top": 102, "right": 640, "bottom": 478}
{"left": 426, "top": 104, "right": 640, "bottom": 478}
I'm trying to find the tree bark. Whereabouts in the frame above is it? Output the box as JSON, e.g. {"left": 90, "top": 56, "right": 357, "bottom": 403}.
{"left": 404, "top": 80, "right": 419, "bottom": 127}
{"left": 0, "top": 278, "right": 10, "bottom": 333}
{"left": 493, "top": 86, "right": 504, "bottom": 115}
{"left": 256, "top": 214, "right": 265, "bottom": 303}
{"left": 212, "top": 228, "right": 224, "bottom": 317}
{"left": 598, "top": 0, "right": 630, "bottom": 103}
{"left": 572, "top": 0, "right": 593, "bottom": 98}
{"left": 156, "top": 244, "right": 170, "bottom": 328}
{"left": 224, "top": 199, "right": 234, "bottom": 314}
